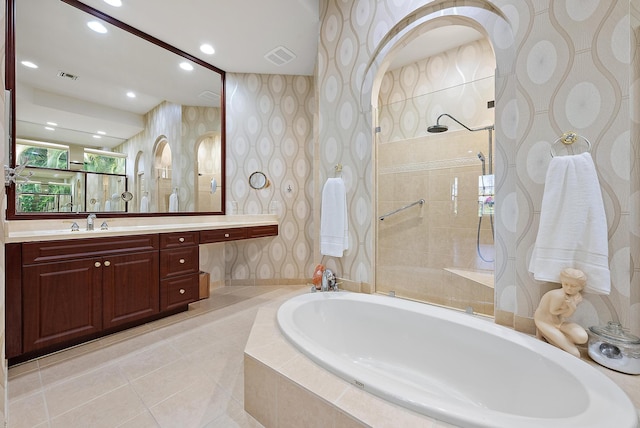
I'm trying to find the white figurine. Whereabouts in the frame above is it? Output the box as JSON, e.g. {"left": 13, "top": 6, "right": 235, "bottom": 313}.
{"left": 534, "top": 268, "right": 588, "bottom": 358}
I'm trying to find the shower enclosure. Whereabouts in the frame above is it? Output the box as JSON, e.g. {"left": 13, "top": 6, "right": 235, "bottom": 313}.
{"left": 375, "top": 76, "right": 495, "bottom": 316}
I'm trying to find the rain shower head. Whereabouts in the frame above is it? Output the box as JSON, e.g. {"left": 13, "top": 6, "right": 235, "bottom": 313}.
{"left": 427, "top": 124, "right": 448, "bottom": 133}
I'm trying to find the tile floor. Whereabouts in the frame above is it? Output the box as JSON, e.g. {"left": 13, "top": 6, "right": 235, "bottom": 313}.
{"left": 8, "top": 285, "right": 305, "bottom": 428}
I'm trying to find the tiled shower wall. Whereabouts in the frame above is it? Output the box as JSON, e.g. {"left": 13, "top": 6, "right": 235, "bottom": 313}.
{"left": 376, "top": 39, "right": 495, "bottom": 314}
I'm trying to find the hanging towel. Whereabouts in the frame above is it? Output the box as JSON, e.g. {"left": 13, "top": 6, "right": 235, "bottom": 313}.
{"left": 320, "top": 177, "right": 349, "bottom": 257}
{"left": 169, "top": 192, "right": 179, "bottom": 212}
{"left": 528, "top": 152, "right": 610, "bottom": 295}
{"left": 140, "top": 195, "right": 149, "bottom": 213}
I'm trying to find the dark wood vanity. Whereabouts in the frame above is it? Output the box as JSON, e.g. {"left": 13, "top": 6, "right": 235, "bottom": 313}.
{"left": 5, "top": 224, "right": 278, "bottom": 364}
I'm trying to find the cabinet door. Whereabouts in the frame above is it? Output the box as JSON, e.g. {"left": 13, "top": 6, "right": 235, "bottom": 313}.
{"left": 102, "top": 251, "right": 159, "bottom": 329}
{"left": 23, "top": 258, "right": 102, "bottom": 353}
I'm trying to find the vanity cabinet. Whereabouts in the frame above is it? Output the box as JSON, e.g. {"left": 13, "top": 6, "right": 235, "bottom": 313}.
{"left": 160, "top": 231, "right": 200, "bottom": 311}
{"left": 20, "top": 235, "right": 159, "bottom": 354}
{"left": 6, "top": 223, "right": 278, "bottom": 362}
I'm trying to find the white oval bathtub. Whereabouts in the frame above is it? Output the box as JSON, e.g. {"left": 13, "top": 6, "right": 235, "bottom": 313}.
{"left": 277, "top": 292, "right": 638, "bottom": 428}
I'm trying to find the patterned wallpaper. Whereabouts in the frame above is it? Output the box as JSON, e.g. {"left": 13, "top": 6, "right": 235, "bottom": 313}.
{"left": 316, "top": 0, "right": 639, "bottom": 334}
{"left": 221, "top": 73, "right": 315, "bottom": 285}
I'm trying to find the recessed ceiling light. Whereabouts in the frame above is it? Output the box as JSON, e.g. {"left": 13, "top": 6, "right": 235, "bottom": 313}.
{"left": 46, "top": 121, "right": 58, "bottom": 126}
{"left": 87, "top": 21, "right": 108, "bottom": 34}
{"left": 103, "top": 0, "right": 122, "bottom": 6}
{"left": 126, "top": 91, "right": 136, "bottom": 98}
{"left": 21, "top": 60, "right": 38, "bottom": 69}
{"left": 93, "top": 135, "right": 102, "bottom": 139}
{"left": 45, "top": 127, "right": 55, "bottom": 131}
{"left": 200, "top": 44, "right": 215, "bottom": 55}
{"left": 179, "top": 62, "right": 194, "bottom": 71}
{"left": 97, "top": 130, "right": 106, "bottom": 135}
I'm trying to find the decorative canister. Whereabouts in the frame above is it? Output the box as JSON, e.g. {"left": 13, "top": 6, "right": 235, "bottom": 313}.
{"left": 587, "top": 321, "right": 640, "bottom": 375}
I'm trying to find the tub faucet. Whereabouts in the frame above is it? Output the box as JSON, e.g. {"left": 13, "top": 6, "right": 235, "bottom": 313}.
{"left": 87, "top": 213, "right": 96, "bottom": 231}
{"left": 321, "top": 269, "right": 339, "bottom": 292}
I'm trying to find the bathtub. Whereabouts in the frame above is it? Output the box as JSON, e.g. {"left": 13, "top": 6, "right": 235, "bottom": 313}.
{"left": 277, "top": 292, "right": 638, "bottom": 428}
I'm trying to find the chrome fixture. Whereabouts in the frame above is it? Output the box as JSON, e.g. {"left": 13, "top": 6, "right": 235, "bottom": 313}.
{"left": 427, "top": 113, "right": 495, "bottom": 174}
{"left": 428, "top": 113, "right": 495, "bottom": 263}
{"left": 379, "top": 199, "right": 425, "bottom": 221}
{"left": 4, "top": 164, "right": 32, "bottom": 186}
{"left": 100, "top": 221, "right": 109, "bottom": 230}
{"left": 71, "top": 222, "right": 79, "bottom": 232}
{"left": 310, "top": 269, "right": 340, "bottom": 292}
{"left": 87, "top": 213, "right": 96, "bottom": 231}
{"left": 477, "top": 152, "right": 486, "bottom": 176}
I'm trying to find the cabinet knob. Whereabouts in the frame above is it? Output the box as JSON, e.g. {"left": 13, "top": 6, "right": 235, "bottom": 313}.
{"left": 94, "top": 262, "right": 101, "bottom": 268}
{"left": 104, "top": 261, "right": 111, "bottom": 267}
{"left": 179, "top": 259, "right": 185, "bottom": 264}
{"left": 224, "top": 233, "right": 230, "bottom": 238}
{"left": 179, "top": 237, "right": 185, "bottom": 243}
{"left": 179, "top": 288, "right": 185, "bottom": 294}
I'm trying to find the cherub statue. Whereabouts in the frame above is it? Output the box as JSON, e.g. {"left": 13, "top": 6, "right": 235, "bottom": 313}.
{"left": 534, "top": 268, "right": 588, "bottom": 358}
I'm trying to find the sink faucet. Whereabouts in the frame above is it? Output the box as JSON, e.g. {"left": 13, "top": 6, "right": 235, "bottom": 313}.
{"left": 87, "top": 213, "right": 97, "bottom": 231}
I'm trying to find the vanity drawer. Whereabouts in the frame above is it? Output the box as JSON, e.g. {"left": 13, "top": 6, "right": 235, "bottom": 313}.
{"left": 160, "top": 246, "right": 199, "bottom": 278}
{"left": 160, "top": 231, "right": 199, "bottom": 249}
{"left": 22, "top": 235, "right": 159, "bottom": 265}
{"left": 200, "top": 227, "right": 247, "bottom": 243}
{"left": 247, "top": 224, "right": 278, "bottom": 238}
{"left": 160, "top": 274, "right": 199, "bottom": 311}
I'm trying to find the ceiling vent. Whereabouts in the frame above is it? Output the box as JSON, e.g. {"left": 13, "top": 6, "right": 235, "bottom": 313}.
{"left": 57, "top": 71, "right": 79, "bottom": 81}
{"left": 198, "top": 90, "right": 220, "bottom": 103}
{"left": 264, "top": 46, "right": 296, "bottom": 66}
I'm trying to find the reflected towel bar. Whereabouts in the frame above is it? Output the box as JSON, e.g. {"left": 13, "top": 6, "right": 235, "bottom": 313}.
{"left": 379, "top": 199, "right": 425, "bottom": 221}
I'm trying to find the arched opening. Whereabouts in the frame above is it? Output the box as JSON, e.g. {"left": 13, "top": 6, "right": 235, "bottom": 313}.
{"left": 153, "top": 138, "right": 174, "bottom": 212}
{"left": 195, "top": 132, "right": 222, "bottom": 212}
{"left": 373, "top": 17, "right": 500, "bottom": 316}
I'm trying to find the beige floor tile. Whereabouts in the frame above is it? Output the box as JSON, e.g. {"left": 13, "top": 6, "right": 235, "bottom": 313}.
{"left": 7, "top": 392, "right": 48, "bottom": 428}
{"left": 7, "top": 369, "right": 42, "bottom": 403}
{"left": 48, "top": 385, "right": 147, "bottom": 428}
{"left": 117, "top": 342, "right": 182, "bottom": 382}
{"left": 117, "top": 410, "right": 160, "bottom": 428}
{"left": 148, "top": 376, "right": 232, "bottom": 428}
{"left": 130, "top": 355, "right": 202, "bottom": 408}
{"left": 44, "top": 363, "right": 128, "bottom": 418}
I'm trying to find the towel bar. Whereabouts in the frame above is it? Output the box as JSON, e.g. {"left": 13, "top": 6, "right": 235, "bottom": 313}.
{"left": 379, "top": 199, "right": 425, "bottom": 221}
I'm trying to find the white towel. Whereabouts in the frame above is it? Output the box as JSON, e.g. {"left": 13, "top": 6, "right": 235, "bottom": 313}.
{"left": 320, "top": 177, "right": 349, "bottom": 257}
{"left": 528, "top": 152, "right": 610, "bottom": 294}
{"left": 169, "top": 192, "right": 179, "bottom": 212}
{"left": 140, "top": 195, "right": 149, "bottom": 213}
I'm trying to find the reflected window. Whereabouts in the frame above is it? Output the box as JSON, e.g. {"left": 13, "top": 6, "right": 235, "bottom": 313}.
{"left": 16, "top": 140, "right": 69, "bottom": 169}
{"left": 84, "top": 148, "right": 127, "bottom": 174}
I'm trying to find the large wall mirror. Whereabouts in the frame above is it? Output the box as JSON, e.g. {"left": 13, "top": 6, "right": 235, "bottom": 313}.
{"left": 6, "top": 0, "right": 226, "bottom": 218}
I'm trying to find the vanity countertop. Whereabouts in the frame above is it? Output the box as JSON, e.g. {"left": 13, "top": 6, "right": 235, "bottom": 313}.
{"left": 3, "top": 214, "right": 278, "bottom": 243}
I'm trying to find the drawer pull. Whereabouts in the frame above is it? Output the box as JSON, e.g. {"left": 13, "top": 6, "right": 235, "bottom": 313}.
{"left": 179, "top": 237, "right": 185, "bottom": 243}
{"left": 179, "top": 258, "right": 185, "bottom": 264}
{"left": 104, "top": 261, "right": 111, "bottom": 267}
{"left": 94, "top": 262, "right": 101, "bottom": 268}
{"left": 179, "top": 288, "right": 185, "bottom": 294}
{"left": 224, "top": 233, "right": 230, "bottom": 238}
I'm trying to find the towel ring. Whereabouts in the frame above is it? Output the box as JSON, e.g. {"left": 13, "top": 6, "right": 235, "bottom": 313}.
{"left": 550, "top": 131, "right": 592, "bottom": 157}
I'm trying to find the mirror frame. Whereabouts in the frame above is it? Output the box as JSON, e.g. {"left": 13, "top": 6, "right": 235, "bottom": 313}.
{"left": 5, "top": 0, "right": 226, "bottom": 219}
